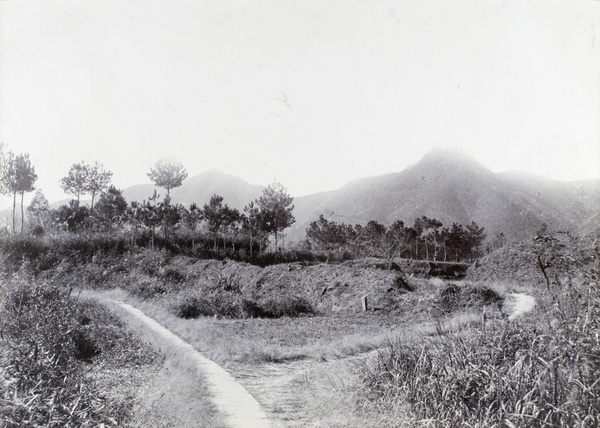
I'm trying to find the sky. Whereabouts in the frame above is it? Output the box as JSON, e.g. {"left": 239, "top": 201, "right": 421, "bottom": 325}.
{"left": 1, "top": 0, "right": 599, "bottom": 211}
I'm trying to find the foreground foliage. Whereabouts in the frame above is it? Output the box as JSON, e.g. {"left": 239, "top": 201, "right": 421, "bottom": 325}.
{"left": 0, "top": 268, "right": 159, "bottom": 427}
{"left": 360, "top": 231, "right": 600, "bottom": 427}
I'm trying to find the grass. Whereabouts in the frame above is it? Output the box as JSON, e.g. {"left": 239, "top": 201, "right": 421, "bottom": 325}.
{"left": 0, "top": 270, "right": 161, "bottom": 427}
{"left": 0, "top": 264, "right": 226, "bottom": 427}
{"left": 96, "top": 296, "right": 227, "bottom": 428}
{"left": 102, "top": 290, "right": 398, "bottom": 364}
{"left": 357, "top": 318, "right": 599, "bottom": 426}
{"left": 3, "top": 228, "right": 598, "bottom": 426}
{"left": 356, "top": 234, "right": 600, "bottom": 427}
{"left": 128, "top": 357, "right": 226, "bottom": 428}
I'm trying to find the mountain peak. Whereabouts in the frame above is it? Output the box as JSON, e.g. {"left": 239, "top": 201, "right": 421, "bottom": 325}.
{"left": 420, "top": 148, "right": 479, "bottom": 165}
{"left": 409, "top": 148, "right": 491, "bottom": 178}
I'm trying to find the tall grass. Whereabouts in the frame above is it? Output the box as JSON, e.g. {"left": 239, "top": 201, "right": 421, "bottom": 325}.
{"left": 360, "top": 321, "right": 599, "bottom": 426}
{"left": 0, "top": 268, "right": 160, "bottom": 426}
{"left": 359, "top": 236, "right": 600, "bottom": 427}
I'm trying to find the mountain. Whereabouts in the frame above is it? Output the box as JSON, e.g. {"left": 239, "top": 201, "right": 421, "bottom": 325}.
{"left": 170, "top": 169, "right": 265, "bottom": 209}
{"left": 49, "top": 169, "right": 265, "bottom": 211}
{"left": 30, "top": 151, "right": 600, "bottom": 243}
{"left": 289, "top": 149, "right": 600, "bottom": 241}
{"left": 121, "top": 169, "right": 265, "bottom": 210}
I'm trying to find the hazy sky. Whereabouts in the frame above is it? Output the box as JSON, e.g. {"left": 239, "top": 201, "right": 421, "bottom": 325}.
{"left": 1, "top": 0, "right": 599, "bottom": 210}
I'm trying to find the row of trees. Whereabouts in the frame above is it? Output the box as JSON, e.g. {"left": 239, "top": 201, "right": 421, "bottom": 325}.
{"left": 2, "top": 145, "right": 488, "bottom": 263}
{"left": 18, "top": 155, "right": 297, "bottom": 254}
{"left": 305, "top": 215, "right": 486, "bottom": 262}
{"left": 28, "top": 183, "right": 296, "bottom": 254}
{"left": 59, "top": 161, "right": 113, "bottom": 211}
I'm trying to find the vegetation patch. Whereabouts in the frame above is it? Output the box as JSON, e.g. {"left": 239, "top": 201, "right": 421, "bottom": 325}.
{"left": 358, "top": 228, "right": 600, "bottom": 427}
{"left": 0, "top": 269, "right": 161, "bottom": 427}
{"left": 175, "top": 290, "right": 314, "bottom": 320}
{"left": 435, "top": 282, "right": 503, "bottom": 315}
{"left": 359, "top": 319, "right": 599, "bottom": 427}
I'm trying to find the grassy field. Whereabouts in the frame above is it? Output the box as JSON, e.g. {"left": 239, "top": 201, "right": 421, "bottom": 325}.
{"left": 0, "top": 270, "right": 226, "bottom": 427}
{"left": 80, "top": 278, "right": 508, "bottom": 427}
{"left": 0, "top": 270, "right": 160, "bottom": 426}
{"left": 1, "top": 229, "right": 598, "bottom": 426}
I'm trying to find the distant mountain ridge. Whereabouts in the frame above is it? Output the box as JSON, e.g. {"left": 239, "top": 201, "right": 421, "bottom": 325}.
{"left": 49, "top": 169, "right": 265, "bottom": 211}
{"left": 41, "top": 150, "right": 599, "bottom": 243}
{"left": 290, "top": 149, "right": 600, "bottom": 241}
{"left": 120, "top": 169, "right": 264, "bottom": 210}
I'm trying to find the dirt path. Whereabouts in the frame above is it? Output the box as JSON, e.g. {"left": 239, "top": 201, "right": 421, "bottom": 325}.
{"left": 232, "top": 359, "right": 316, "bottom": 426}
{"left": 230, "top": 350, "right": 381, "bottom": 427}
{"left": 115, "top": 301, "right": 272, "bottom": 428}
{"left": 107, "top": 292, "right": 536, "bottom": 427}
{"left": 505, "top": 293, "right": 536, "bottom": 320}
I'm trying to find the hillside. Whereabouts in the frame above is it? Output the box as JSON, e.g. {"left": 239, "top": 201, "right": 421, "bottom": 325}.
{"left": 47, "top": 169, "right": 264, "bottom": 211}
{"left": 22, "top": 150, "right": 600, "bottom": 243}
{"left": 122, "top": 169, "right": 264, "bottom": 210}
{"left": 290, "top": 149, "right": 600, "bottom": 242}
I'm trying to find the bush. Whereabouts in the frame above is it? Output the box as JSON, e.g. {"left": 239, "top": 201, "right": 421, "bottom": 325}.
{"left": 0, "top": 236, "right": 52, "bottom": 274}
{"left": 31, "top": 225, "right": 45, "bottom": 237}
{"left": 176, "top": 292, "right": 248, "bottom": 319}
{"left": 359, "top": 232, "right": 600, "bottom": 427}
{"left": 0, "top": 271, "right": 102, "bottom": 425}
{"left": 175, "top": 291, "right": 314, "bottom": 319}
{"left": 129, "top": 277, "right": 169, "bottom": 299}
{"left": 257, "top": 295, "right": 314, "bottom": 318}
{"left": 435, "top": 282, "right": 503, "bottom": 315}
{"left": 0, "top": 269, "right": 159, "bottom": 426}
{"left": 360, "top": 320, "right": 599, "bottom": 427}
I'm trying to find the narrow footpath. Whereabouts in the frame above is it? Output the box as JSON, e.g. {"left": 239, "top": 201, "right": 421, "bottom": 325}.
{"left": 110, "top": 291, "right": 537, "bottom": 427}
{"left": 115, "top": 302, "right": 272, "bottom": 428}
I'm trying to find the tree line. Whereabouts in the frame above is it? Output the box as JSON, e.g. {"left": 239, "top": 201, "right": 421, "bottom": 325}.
{"left": 305, "top": 214, "right": 486, "bottom": 262}
{"left": 1, "top": 146, "right": 296, "bottom": 254}
{"left": 1, "top": 144, "right": 488, "bottom": 262}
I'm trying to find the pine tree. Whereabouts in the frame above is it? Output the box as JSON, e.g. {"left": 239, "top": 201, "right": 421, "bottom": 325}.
{"left": 94, "top": 186, "right": 127, "bottom": 233}
{"left": 60, "top": 162, "right": 89, "bottom": 204}
{"left": 147, "top": 158, "right": 188, "bottom": 199}
{"left": 60, "top": 161, "right": 112, "bottom": 211}
{"left": 1, "top": 152, "right": 37, "bottom": 233}
{"left": 87, "top": 161, "right": 113, "bottom": 212}
{"left": 202, "top": 194, "right": 226, "bottom": 250}
{"left": 256, "top": 182, "right": 295, "bottom": 252}
{"left": 27, "top": 189, "right": 50, "bottom": 229}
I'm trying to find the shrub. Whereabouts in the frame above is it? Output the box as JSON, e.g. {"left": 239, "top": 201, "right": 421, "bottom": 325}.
{"left": 359, "top": 232, "right": 600, "bottom": 427}
{"left": 360, "top": 320, "right": 599, "bottom": 427}
{"left": 435, "top": 282, "right": 503, "bottom": 315}
{"left": 162, "top": 266, "right": 186, "bottom": 283}
{"left": 31, "top": 225, "right": 45, "bottom": 237}
{"left": 257, "top": 295, "right": 314, "bottom": 318}
{"left": 0, "top": 236, "right": 51, "bottom": 274}
{"left": 175, "top": 292, "right": 247, "bottom": 319}
{"left": 210, "top": 268, "right": 242, "bottom": 292}
{"left": 175, "top": 292, "right": 314, "bottom": 319}
{"left": 0, "top": 269, "right": 159, "bottom": 426}
{"left": 129, "top": 277, "right": 169, "bottom": 299}
{"left": 0, "top": 272, "right": 102, "bottom": 425}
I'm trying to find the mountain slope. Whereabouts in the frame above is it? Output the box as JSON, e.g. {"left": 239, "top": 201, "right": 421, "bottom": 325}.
{"left": 122, "top": 169, "right": 264, "bottom": 210}
{"left": 47, "top": 170, "right": 264, "bottom": 211}
{"left": 290, "top": 149, "right": 600, "bottom": 241}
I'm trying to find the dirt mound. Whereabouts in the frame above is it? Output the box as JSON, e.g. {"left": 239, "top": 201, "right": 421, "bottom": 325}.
{"left": 247, "top": 262, "right": 410, "bottom": 314}
{"left": 435, "top": 283, "right": 503, "bottom": 315}
{"left": 467, "top": 232, "right": 595, "bottom": 289}
{"left": 467, "top": 241, "right": 544, "bottom": 286}
{"left": 151, "top": 255, "right": 413, "bottom": 315}
{"left": 390, "top": 259, "right": 470, "bottom": 278}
